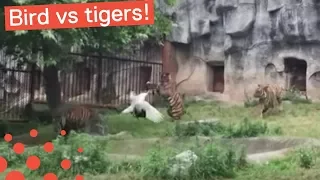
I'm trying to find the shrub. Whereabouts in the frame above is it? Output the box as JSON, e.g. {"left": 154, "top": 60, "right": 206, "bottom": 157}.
{"left": 174, "top": 118, "right": 282, "bottom": 138}
{"left": 140, "top": 145, "right": 175, "bottom": 179}
{"left": 189, "top": 143, "right": 247, "bottom": 179}
{"left": 224, "top": 118, "right": 268, "bottom": 138}
{"left": 139, "top": 143, "right": 247, "bottom": 180}
{"left": 298, "top": 148, "right": 315, "bottom": 169}
{"left": 282, "top": 87, "right": 311, "bottom": 104}
{"left": 0, "top": 131, "right": 109, "bottom": 178}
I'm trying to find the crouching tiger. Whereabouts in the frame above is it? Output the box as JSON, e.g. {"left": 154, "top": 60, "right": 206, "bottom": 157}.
{"left": 253, "top": 84, "right": 284, "bottom": 118}
{"left": 56, "top": 105, "right": 106, "bottom": 136}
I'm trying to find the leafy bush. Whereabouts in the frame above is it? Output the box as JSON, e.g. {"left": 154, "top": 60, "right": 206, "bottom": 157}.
{"left": 298, "top": 148, "right": 315, "bottom": 169}
{"left": 224, "top": 118, "right": 268, "bottom": 138}
{"left": 282, "top": 87, "right": 311, "bottom": 104}
{"left": 189, "top": 143, "right": 247, "bottom": 179}
{"left": 174, "top": 118, "right": 282, "bottom": 138}
{"left": 140, "top": 145, "right": 175, "bottom": 179}
{"left": 139, "top": 143, "right": 247, "bottom": 179}
{"left": 174, "top": 121, "right": 226, "bottom": 137}
{"left": 0, "top": 131, "right": 109, "bottom": 178}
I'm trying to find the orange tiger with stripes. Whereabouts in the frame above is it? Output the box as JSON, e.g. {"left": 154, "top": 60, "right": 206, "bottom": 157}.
{"left": 59, "top": 105, "right": 106, "bottom": 136}
{"left": 146, "top": 71, "right": 193, "bottom": 120}
{"left": 253, "top": 84, "right": 285, "bottom": 117}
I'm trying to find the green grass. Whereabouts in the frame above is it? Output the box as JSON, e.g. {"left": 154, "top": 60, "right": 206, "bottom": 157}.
{"left": 107, "top": 101, "right": 320, "bottom": 138}
{"left": 2, "top": 100, "right": 320, "bottom": 179}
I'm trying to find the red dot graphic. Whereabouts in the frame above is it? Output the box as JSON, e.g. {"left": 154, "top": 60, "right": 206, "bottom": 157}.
{"left": 43, "top": 172, "right": 58, "bottom": 180}
{"left": 4, "top": 134, "right": 12, "bottom": 142}
{"left": 61, "top": 159, "right": 71, "bottom": 170}
{"left": 5, "top": 170, "right": 25, "bottom": 180}
{"left": 0, "top": 156, "right": 7, "bottom": 172}
{"left": 29, "top": 129, "right": 38, "bottom": 138}
{"left": 77, "top": 148, "right": 83, "bottom": 153}
{"left": 60, "top": 130, "right": 66, "bottom": 136}
{"left": 13, "top": 143, "right": 24, "bottom": 154}
{"left": 26, "top": 155, "right": 40, "bottom": 170}
{"left": 43, "top": 142, "right": 54, "bottom": 153}
{"left": 75, "top": 175, "right": 84, "bottom": 180}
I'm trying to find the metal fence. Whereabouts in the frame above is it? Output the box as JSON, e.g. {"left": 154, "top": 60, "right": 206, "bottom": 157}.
{"left": 0, "top": 43, "right": 163, "bottom": 121}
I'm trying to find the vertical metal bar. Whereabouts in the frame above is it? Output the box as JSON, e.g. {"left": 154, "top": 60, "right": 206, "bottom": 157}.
{"left": 29, "top": 63, "right": 36, "bottom": 103}
{"left": 96, "top": 55, "right": 102, "bottom": 104}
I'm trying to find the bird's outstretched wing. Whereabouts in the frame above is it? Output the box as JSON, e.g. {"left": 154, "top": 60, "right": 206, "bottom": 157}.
{"left": 121, "top": 105, "right": 134, "bottom": 114}
{"left": 129, "top": 91, "right": 136, "bottom": 100}
{"left": 135, "top": 101, "right": 164, "bottom": 123}
{"left": 136, "top": 92, "right": 149, "bottom": 102}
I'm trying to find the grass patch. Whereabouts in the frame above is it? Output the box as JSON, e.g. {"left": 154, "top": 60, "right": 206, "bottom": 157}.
{"left": 235, "top": 147, "right": 320, "bottom": 180}
{"left": 174, "top": 118, "right": 282, "bottom": 138}
{"left": 2, "top": 99, "right": 320, "bottom": 179}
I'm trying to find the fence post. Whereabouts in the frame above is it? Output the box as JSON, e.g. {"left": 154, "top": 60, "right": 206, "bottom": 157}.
{"left": 96, "top": 51, "right": 103, "bottom": 104}
{"left": 29, "top": 63, "right": 36, "bottom": 103}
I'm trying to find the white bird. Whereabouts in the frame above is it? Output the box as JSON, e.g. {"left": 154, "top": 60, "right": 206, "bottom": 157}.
{"left": 121, "top": 91, "right": 164, "bottom": 123}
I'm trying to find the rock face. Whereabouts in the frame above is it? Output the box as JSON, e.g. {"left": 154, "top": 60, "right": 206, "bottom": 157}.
{"left": 158, "top": 0, "right": 320, "bottom": 101}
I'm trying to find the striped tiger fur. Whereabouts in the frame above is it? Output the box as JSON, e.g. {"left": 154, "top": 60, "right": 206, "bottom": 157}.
{"left": 253, "top": 84, "right": 284, "bottom": 117}
{"left": 152, "top": 73, "right": 185, "bottom": 120}
{"left": 146, "top": 69, "right": 197, "bottom": 120}
{"left": 167, "top": 91, "right": 185, "bottom": 120}
{"left": 59, "top": 105, "right": 106, "bottom": 136}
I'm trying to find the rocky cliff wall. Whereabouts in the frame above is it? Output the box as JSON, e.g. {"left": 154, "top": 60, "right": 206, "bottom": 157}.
{"left": 157, "top": 0, "right": 320, "bottom": 101}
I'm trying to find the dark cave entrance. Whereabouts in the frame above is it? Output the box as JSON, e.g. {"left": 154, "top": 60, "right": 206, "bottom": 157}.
{"left": 284, "top": 57, "right": 307, "bottom": 91}
{"left": 210, "top": 63, "right": 225, "bottom": 93}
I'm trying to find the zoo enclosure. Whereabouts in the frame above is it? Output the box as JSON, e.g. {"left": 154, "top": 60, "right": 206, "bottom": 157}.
{"left": 0, "top": 43, "right": 163, "bottom": 121}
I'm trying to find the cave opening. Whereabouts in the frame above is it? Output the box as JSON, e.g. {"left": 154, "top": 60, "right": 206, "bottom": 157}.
{"left": 284, "top": 57, "right": 307, "bottom": 91}
{"left": 210, "top": 63, "right": 224, "bottom": 93}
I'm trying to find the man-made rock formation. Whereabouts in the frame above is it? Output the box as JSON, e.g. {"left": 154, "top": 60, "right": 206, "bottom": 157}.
{"left": 158, "top": 0, "right": 320, "bottom": 101}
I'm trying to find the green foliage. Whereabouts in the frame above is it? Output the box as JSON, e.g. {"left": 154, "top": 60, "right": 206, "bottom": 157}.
{"left": 139, "top": 142, "right": 247, "bottom": 179}
{"left": 1, "top": 0, "right": 173, "bottom": 66}
{"left": 224, "top": 118, "right": 268, "bottom": 138}
{"left": 0, "top": 131, "right": 109, "bottom": 178}
{"left": 166, "top": 0, "right": 176, "bottom": 6}
{"left": 174, "top": 118, "right": 282, "bottom": 138}
{"left": 189, "top": 144, "right": 247, "bottom": 179}
{"left": 298, "top": 148, "right": 315, "bottom": 169}
{"left": 282, "top": 87, "right": 311, "bottom": 104}
{"left": 140, "top": 145, "right": 175, "bottom": 179}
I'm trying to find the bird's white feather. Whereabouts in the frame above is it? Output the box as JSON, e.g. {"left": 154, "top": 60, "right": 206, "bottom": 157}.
{"left": 129, "top": 91, "right": 136, "bottom": 101}
{"left": 122, "top": 91, "right": 164, "bottom": 123}
{"left": 136, "top": 92, "right": 148, "bottom": 102}
{"left": 135, "top": 101, "right": 164, "bottom": 123}
{"left": 121, "top": 105, "right": 134, "bottom": 113}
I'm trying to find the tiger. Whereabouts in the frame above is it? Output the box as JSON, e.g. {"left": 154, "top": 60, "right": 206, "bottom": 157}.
{"left": 146, "top": 72, "right": 189, "bottom": 120}
{"left": 167, "top": 91, "right": 185, "bottom": 120}
{"left": 145, "top": 57, "right": 204, "bottom": 120}
{"left": 57, "top": 105, "right": 106, "bottom": 136}
{"left": 146, "top": 81, "right": 160, "bottom": 96}
{"left": 253, "top": 84, "right": 284, "bottom": 118}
